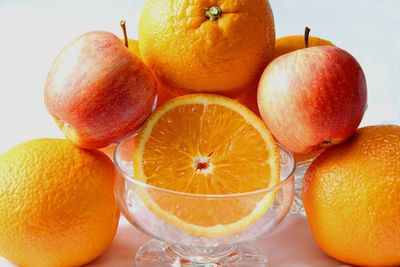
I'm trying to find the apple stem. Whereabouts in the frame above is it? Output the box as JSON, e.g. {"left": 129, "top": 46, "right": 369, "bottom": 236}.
{"left": 120, "top": 20, "right": 129, "bottom": 48}
{"left": 304, "top": 26, "right": 311, "bottom": 48}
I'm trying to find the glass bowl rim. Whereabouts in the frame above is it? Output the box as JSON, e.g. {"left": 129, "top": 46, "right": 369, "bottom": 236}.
{"left": 113, "top": 134, "right": 296, "bottom": 199}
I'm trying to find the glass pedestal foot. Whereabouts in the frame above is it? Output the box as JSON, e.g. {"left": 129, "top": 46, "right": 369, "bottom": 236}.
{"left": 135, "top": 239, "right": 269, "bottom": 267}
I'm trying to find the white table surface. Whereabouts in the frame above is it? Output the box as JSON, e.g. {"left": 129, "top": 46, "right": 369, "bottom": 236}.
{"left": 0, "top": 0, "right": 399, "bottom": 266}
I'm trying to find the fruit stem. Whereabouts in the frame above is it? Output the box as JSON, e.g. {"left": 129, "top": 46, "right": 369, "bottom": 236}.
{"left": 321, "top": 140, "right": 332, "bottom": 146}
{"left": 304, "top": 26, "right": 311, "bottom": 48}
{"left": 120, "top": 20, "right": 129, "bottom": 48}
{"left": 205, "top": 6, "right": 222, "bottom": 21}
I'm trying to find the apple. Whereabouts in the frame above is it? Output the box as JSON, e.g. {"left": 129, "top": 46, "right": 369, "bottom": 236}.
{"left": 274, "top": 27, "right": 334, "bottom": 59}
{"left": 258, "top": 46, "right": 367, "bottom": 155}
{"left": 44, "top": 31, "right": 157, "bottom": 149}
{"left": 119, "top": 20, "right": 175, "bottom": 108}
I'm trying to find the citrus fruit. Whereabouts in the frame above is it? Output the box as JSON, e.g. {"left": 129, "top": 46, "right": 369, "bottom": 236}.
{"left": 127, "top": 39, "right": 142, "bottom": 57}
{"left": 0, "top": 139, "right": 119, "bottom": 267}
{"left": 303, "top": 125, "right": 400, "bottom": 267}
{"left": 235, "top": 84, "right": 260, "bottom": 117}
{"left": 273, "top": 27, "right": 334, "bottom": 59}
{"left": 133, "top": 94, "right": 280, "bottom": 237}
{"left": 138, "top": 0, "right": 275, "bottom": 97}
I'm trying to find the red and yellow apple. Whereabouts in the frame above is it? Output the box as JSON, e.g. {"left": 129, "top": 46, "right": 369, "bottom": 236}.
{"left": 238, "top": 28, "right": 333, "bottom": 120}
{"left": 258, "top": 46, "right": 367, "bottom": 155}
{"left": 44, "top": 31, "right": 157, "bottom": 149}
{"left": 123, "top": 39, "right": 174, "bottom": 107}
{"left": 123, "top": 39, "right": 175, "bottom": 108}
{"left": 119, "top": 21, "right": 175, "bottom": 108}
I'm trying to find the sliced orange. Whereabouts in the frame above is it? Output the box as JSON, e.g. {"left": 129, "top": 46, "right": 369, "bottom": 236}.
{"left": 133, "top": 94, "right": 280, "bottom": 237}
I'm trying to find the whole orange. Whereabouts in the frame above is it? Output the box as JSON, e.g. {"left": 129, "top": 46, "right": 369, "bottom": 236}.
{"left": 303, "top": 125, "right": 400, "bottom": 267}
{"left": 139, "top": 0, "right": 275, "bottom": 97}
{"left": 0, "top": 139, "right": 119, "bottom": 267}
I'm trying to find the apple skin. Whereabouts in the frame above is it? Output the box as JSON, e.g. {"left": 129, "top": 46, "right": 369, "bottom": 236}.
{"left": 258, "top": 46, "right": 367, "bottom": 155}
{"left": 45, "top": 31, "right": 157, "bottom": 149}
{"left": 122, "top": 38, "right": 176, "bottom": 108}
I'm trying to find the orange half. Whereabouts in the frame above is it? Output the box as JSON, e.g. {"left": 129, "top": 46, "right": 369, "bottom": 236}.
{"left": 133, "top": 94, "right": 280, "bottom": 237}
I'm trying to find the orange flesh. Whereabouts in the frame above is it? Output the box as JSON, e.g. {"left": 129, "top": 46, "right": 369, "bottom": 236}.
{"left": 141, "top": 104, "right": 273, "bottom": 194}
{"left": 134, "top": 95, "right": 280, "bottom": 231}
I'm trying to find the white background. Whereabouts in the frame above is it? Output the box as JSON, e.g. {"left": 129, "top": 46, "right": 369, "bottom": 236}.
{"left": 0, "top": 1, "right": 399, "bottom": 266}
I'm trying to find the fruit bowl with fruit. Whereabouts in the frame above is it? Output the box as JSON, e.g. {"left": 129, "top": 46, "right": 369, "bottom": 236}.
{"left": 112, "top": 94, "right": 296, "bottom": 266}
{"left": 114, "top": 133, "right": 295, "bottom": 266}
{"left": 2, "top": 0, "right": 400, "bottom": 266}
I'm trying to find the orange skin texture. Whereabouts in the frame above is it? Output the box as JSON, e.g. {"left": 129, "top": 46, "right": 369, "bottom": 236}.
{"left": 303, "top": 125, "right": 400, "bottom": 266}
{"left": 139, "top": 0, "right": 275, "bottom": 97}
{"left": 127, "top": 39, "right": 142, "bottom": 57}
{"left": 156, "top": 82, "right": 176, "bottom": 107}
{"left": 258, "top": 46, "right": 367, "bottom": 155}
{"left": 45, "top": 31, "right": 157, "bottom": 149}
{"left": 235, "top": 85, "right": 260, "bottom": 117}
{"left": 0, "top": 138, "right": 119, "bottom": 267}
{"left": 273, "top": 35, "right": 334, "bottom": 59}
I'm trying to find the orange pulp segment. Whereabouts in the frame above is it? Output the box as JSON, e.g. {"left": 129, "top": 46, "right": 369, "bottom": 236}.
{"left": 133, "top": 94, "right": 280, "bottom": 237}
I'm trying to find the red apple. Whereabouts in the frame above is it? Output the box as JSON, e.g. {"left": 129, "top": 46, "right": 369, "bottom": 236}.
{"left": 258, "top": 46, "right": 367, "bottom": 155}
{"left": 119, "top": 20, "right": 175, "bottom": 108}
{"left": 44, "top": 31, "right": 157, "bottom": 149}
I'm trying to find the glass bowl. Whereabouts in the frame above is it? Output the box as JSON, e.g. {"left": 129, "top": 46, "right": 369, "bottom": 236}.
{"left": 290, "top": 150, "right": 323, "bottom": 215}
{"left": 113, "top": 134, "right": 296, "bottom": 266}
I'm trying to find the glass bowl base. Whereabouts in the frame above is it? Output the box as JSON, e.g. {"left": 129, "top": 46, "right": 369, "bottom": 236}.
{"left": 135, "top": 239, "right": 269, "bottom": 267}
{"left": 289, "top": 160, "right": 313, "bottom": 216}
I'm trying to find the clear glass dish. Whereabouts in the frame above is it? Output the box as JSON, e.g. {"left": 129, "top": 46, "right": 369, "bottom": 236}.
{"left": 290, "top": 150, "right": 323, "bottom": 215}
{"left": 113, "top": 134, "right": 296, "bottom": 266}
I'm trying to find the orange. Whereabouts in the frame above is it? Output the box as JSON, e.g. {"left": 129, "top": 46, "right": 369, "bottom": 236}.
{"left": 133, "top": 94, "right": 280, "bottom": 237}
{"left": 273, "top": 27, "right": 334, "bottom": 59}
{"left": 155, "top": 82, "right": 176, "bottom": 107}
{"left": 127, "top": 39, "right": 142, "bottom": 57}
{"left": 303, "top": 125, "right": 400, "bottom": 267}
{"left": 0, "top": 139, "right": 119, "bottom": 267}
{"left": 235, "top": 84, "right": 260, "bottom": 117}
{"left": 139, "top": 0, "right": 275, "bottom": 97}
